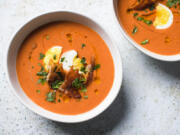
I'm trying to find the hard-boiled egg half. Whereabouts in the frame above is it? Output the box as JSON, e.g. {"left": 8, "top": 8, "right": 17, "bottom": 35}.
{"left": 43, "top": 46, "right": 62, "bottom": 70}
{"left": 60, "top": 50, "right": 84, "bottom": 73}
{"left": 44, "top": 47, "right": 84, "bottom": 73}
{"left": 153, "top": 3, "right": 173, "bottom": 29}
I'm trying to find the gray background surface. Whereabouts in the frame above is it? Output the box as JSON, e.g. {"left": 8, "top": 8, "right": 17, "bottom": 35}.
{"left": 1, "top": 0, "right": 180, "bottom": 135}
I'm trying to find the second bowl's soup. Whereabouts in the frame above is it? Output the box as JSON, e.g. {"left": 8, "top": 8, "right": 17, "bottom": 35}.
{"left": 117, "top": 0, "right": 180, "bottom": 55}
{"left": 16, "top": 21, "right": 114, "bottom": 115}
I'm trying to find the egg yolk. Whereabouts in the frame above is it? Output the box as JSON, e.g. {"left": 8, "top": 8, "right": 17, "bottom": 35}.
{"left": 153, "top": 4, "right": 170, "bottom": 27}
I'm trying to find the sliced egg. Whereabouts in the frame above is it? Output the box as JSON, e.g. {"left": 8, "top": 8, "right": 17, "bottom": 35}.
{"left": 60, "top": 50, "right": 78, "bottom": 71}
{"left": 153, "top": 3, "right": 173, "bottom": 29}
{"left": 43, "top": 46, "right": 62, "bottom": 70}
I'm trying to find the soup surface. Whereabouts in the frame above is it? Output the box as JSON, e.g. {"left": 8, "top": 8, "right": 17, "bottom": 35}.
{"left": 117, "top": 0, "right": 180, "bottom": 55}
{"left": 16, "top": 21, "right": 114, "bottom": 115}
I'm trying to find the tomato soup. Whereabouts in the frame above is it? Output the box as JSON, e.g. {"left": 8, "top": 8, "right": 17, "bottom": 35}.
{"left": 117, "top": 0, "right": 180, "bottom": 55}
{"left": 16, "top": 22, "right": 114, "bottom": 115}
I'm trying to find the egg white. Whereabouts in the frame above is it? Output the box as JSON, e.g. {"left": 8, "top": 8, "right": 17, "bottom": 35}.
{"left": 60, "top": 50, "right": 78, "bottom": 71}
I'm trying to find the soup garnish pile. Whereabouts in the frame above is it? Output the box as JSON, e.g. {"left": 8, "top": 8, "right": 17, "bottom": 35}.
{"left": 118, "top": 0, "right": 180, "bottom": 55}
{"left": 37, "top": 46, "right": 100, "bottom": 101}
{"left": 16, "top": 22, "right": 114, "bottom": 115}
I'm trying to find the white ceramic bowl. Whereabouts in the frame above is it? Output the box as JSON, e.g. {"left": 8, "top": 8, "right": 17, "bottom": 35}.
{"left": 6, "top": 11, "right": 123, "bottom": 123}
{"left": 113, "top": 0, "right": 180, "bottom": 61}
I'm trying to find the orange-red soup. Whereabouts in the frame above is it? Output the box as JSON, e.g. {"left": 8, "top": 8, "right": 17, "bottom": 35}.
{"left": 16, "top": 22, "right": 114, "bottom": 115}
{"left": 117, "top": 0, "right": 180, "bottom": 55}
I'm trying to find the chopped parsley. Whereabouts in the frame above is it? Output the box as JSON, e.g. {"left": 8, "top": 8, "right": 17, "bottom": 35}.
{"left": 53, "top": 54, "right": 56, "bottom": 60}
{"left": 46, "top": 92, "right": 56, "bottom": 102}
{"left": 72, "top": 78, "right": 86, "bottom": 89}
{"left": 40, "top": 66, "right": 45, "bottom": 72}
{"left": 37, "top": 78, "right": 46, "bottom": 85}
{"left": 80, "top": 57, "right": 86, "bottom": 64}
{"left": 141, "top": 39, "right": 149, "bottom": 45}
{"left": 36, "top": 71, "right": 48, "bottom": 76}
{"left": 37, "top": 63, "right": 45, "bottom": 72}
{"left": 51, "top": 80, "right": 63, "bottom": 89}
{"left": 81, "top": 43, "right": 86, "bottom": 48}
{"left": 133, "top": 13, "right": 138, "bottom": 17}
{"left": 39, "top": 53, "right": 45, "bottom": 60}
{"left": 80, "top": 77, "right": 86, "bottom": 82}
{"left": 136, "top": 16, "right": 152, "bottom": 26}
{"left": 166, "top": 0, "right": 180, "bottom": 8}
{"left": 137, "top": 17, "right": 144, "bottom": 21}
{"left": 84, "top": 95, "right": 88, "bottom": 99}
{"left": 37, "top": 63, "right": 47, "bottom": 85}
{"left": 80, "top": 87, "right": 87, "bottom": 93}
{"left": 60, "top": 57, "right": 65, "bottom": 62}
{"left": 143, "top": 20, "right": 152, "bottom": 25}
{"left": 72, "top": 78, "right": 82, "bottom": 89}
{"left": 80, "top": 66, "right": 86, "bottom": 73}
{"left": 132, "top": 26, "right": 138, "bottom": 34}
{"left": 93, "top": 64, "right": 101, "bottom": 70}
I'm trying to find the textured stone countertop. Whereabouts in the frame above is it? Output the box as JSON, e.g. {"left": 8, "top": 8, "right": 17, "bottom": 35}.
{"left": 1, "top": 0, "right": 180, "bottom": 135}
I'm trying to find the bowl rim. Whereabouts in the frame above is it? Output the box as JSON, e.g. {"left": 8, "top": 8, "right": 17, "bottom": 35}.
{"left": 5, "top": 11, "right": 123, "bottom": 123}
{"left": 112, "top": 0, "right": 180, "bottom": 62}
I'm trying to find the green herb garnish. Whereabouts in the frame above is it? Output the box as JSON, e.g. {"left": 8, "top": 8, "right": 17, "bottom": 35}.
{"left": 84, "top": 95, "right": 88, "bottom": 99}
{"left": 38, "top": 63, "right": 45, "bottom": 72}
{"left": 80, "top": 66, "right": 86, "bottom": 73}
{"left": 36, "top": 71, "right": 48, "bottom": 76}
{"left": 37, "top": 78, "right": 46, "bottom": 85}
{"left": 53, "top": 54, "right": 56, "bottom": 60}
{"left": 141, "top": 39, "right": 149, "bottom": 45}
{"left": 137, "top": 17, "right": 144, "bottom": 21}
{"left": 72, "top": 78, "right": 82, "bottom": 89}
{"left": 93, "top": 64, "right": 101, "bottom": 70}
{"left": 39, "top": 53, "right": 45, "bottom": 60}
{"left": 80, "top": 87, "right": 87, "bottom": 93}
{"left": 81, "top": 43, "right": 86, "bottom": 48}
{"left": 132, "top": 26, "right": 138, "bottom": 34}
{"left": 80, "top": 78, "right": 86, "bottom": 83}
{"left": 36, "top": 89, "right": 40, "bottom": 93}
{"left": 51, "top": 80, "right": 63, "bottom": 89}
{"left": 137, "top": 16, "right": 152, "bottom": 26}
{"left": 58, "top": 99, "right": 61, "bottom": 102}
{"left": 46, "top": 92, "right": 56, "bottom": 102}
{"left": 133, "top": 13, "right": 138, "bottom": 17}
{"left": 166, "top": 0, "right": 180, "bottom": 8}
{"left": 38, "top": 64, "right": 45, "bottom": 72}
{"left": 60, "top": 57, "right": 65, "bottom": 62}
{"left": 80, "top": 57, "right": 86, "bottom": 64}
{"left": 143, "top": 20, "right": 152, "bottom": 25}
{"left": 72, "top": 78, "right": 85, "bottom": 89}
{"left": 40, "top": 66, "right": 45, "bottom": 72}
